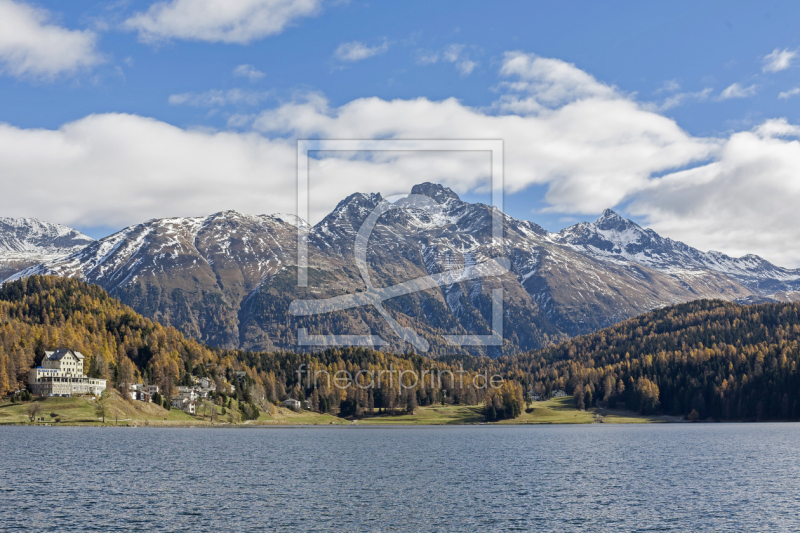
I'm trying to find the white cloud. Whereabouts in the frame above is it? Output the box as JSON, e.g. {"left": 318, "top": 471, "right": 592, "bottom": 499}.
{"left": 253, "top": 55, "right": 717, "bottom": 216}
{"left": 455, "top": 58, "right": 476, "bottom": 75}
{"left": 416, "top": 51, "right": 439, "bottom": 65}
{"left": 5, "top": 51, "right": 800, "bottom": 266}
{"left": 658, "top": 87, "right": 713, "bottom": 111}
{"left": 719, "top": 82, "right": 758, "bottom": 100}
{"left": 497, "top": 51, "right": 615, "bottom": 109}
{"left": 334, "top": 40, "right": 388, "bottom": 62}
{"left": 123, "top": 0, "right": 322, "bottom": 44}
{"left": 442, "top": 44, "right": 463, "bottom": 62}
{"left": 0, "top": 113, "right": 297, "bottom": 228}
{"left": 778, "top": 87, "right": 800, "bottom": 99}
{"left": 0, "top": 0, "right": 102, "bottom": 79}
{"left": 654, "top": 79, "right": 681, "bottom": 94}
{"left": 417, "top": 44, "right": 478, "bottom": 76}
{"left": 629, "top": 119, "right": 800, "bottom": 267}
{"left": 247, "top": 53, "right": 800, "bottom": 266}
{"left": 763, "top": 48, "right": 796, "bottom": 73}
{"left": 233, "top": 64, "right": 265, "bottom": 81}
{"left": 169, "top": 89, "right": 271, "bottom": 107}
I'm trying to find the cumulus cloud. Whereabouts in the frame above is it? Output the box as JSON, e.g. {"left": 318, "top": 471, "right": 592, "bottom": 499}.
{"left": 254, "top": 54, "right": 717, "bottom": 215}
{"left": 168, "top": 89, "right": 271, "bottom": 107}
{"left": 233, "top": 64, "right": 265, "bottom": 81}
{"left": 497, "top": 51, "right": 616, "bottom": 110}
{"left": 0, "top": 0, "right": 102, "bottom": 79}
{"left": 719, "top": 82, "right": 758, "bottom": 100}
{"left": 123, "top": 0, "right": 322, "bottom": 44}
{"left": 334, "top": 40, "right": 388, "bottom": 62}
{"left": 763, "top": 48, "right": 796, "bottom": 73}
{"left": 778, "top": 87, "right": 800, "bottom": 99}
{"left": 5, "top": 51, "right": 800, "bottom": 266}
{"left": 629, "top": 119, "right": 800, "bottom": 267}
{"left": 0, "top": 114, "right": 297, "bottom": 228}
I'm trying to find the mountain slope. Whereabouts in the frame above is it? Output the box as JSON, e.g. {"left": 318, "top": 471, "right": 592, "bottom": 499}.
{"left": 9, "top": 183, "right": 795, "bottom": 356}
{"left": 11, "top": 212, "right": 299, "bottom": 348}
{"left": 555, "top": 209, "right": 800, "bottom": 299}
{"left": 0, "top": 217, "right": 93, "bottom": 282}
{"left": 503, "top": 299, "right": 800, "bottom": 420}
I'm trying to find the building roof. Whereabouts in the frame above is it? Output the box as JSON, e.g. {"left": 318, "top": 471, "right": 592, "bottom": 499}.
{"left": 45, "top": 349, "right": 85, "bottom": 361}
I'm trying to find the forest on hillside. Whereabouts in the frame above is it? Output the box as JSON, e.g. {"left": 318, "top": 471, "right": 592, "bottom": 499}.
{"left": 0, "top": 276, "right": 523, "bottom": 420}
{"left": 491, "top": 299, "right": 800, "bottom": 421}
{"left": 3, "top": 277, "right": 800, "bottom": 421}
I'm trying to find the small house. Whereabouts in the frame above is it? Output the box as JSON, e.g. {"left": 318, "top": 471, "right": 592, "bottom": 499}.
{"left": 282, "top": 399, "right": 301, "bottom": 411}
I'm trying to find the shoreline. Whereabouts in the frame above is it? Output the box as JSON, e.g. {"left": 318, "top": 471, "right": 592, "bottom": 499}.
{"left": 13, "top": 419, "right": 800, "bottom": 428}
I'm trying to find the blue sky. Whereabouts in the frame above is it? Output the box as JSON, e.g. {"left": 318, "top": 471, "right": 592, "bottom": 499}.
{"left": 7, "top": 1, "right": 799, "bottom": 133}
{"left": 2, "top": 0, "right": 800, "bottom": 266}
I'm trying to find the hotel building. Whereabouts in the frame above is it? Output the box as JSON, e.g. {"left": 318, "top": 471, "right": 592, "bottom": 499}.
{"left": 29, "top": 349, "right": 107, "bottom": 397}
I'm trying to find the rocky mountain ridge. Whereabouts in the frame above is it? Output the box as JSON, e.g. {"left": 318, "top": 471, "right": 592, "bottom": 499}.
{"left": 6, "top": 183, "right": 799, "bottom": 355}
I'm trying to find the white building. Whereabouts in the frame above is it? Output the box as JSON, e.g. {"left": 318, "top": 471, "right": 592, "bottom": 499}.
{"left": 177, "top": 386, "right": 200, "bottom": 401}
{"left": 128, "top": 384, "right": 152, "bottom": 402}
{"left": 282, "top": 399, "right": 301, "bottom": 410}
{"left": 29, "top": 349, "right": 107, "bottom": 397}
{"left": 171, "top": 396, "right": 196, "bottom": 414}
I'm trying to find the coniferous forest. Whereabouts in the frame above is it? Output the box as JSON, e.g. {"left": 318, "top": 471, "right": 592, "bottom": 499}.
{"left": 2, "top": 276, "right": 800, "bottom": 421}
{"left": 495, "top": 299, "right": 800, "bottom": 421}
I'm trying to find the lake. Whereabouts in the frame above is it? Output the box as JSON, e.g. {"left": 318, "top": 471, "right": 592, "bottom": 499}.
{"left": 1, "top": 424, "right": 799, "bottom": 532}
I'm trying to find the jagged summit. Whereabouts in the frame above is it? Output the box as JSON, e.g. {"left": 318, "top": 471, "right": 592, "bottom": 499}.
{"left": 410, "top": 182, "right": 461, "bottom": 203}
{"left": 599, "top": 208, "right": 621, "bottom": 219}
{"left": 328, "top": 191, "right": 384, "bottom": 215}
{"left": 593, "top": 208, "right": 633, "bottom": 232}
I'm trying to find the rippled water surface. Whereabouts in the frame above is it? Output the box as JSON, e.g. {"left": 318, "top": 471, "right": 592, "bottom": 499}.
{"left": 1, "top": 424, "right": 800, "bottom": 532}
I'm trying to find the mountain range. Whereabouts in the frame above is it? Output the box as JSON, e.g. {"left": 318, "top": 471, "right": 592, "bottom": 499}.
{"left": 3, "top": 183, "right": 799, "bottom": 356}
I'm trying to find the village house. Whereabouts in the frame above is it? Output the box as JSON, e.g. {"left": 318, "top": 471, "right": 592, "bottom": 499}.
{"left": 177, "top": 386, "right": 198, "bottom": 402}
{"left": 171, "top": 395, "right": 196, "bottom": 414}
{"left": 29, "top": 349, "right": 107, "bottom": 397}
{"left": 552, "top": 390, "right": 568, "bottom": 398}
{"left": 282, "top": 399, "right": 301, "bottom": 411}
{"left": 128, "top": 384, "right": 152, "bottom": 402}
